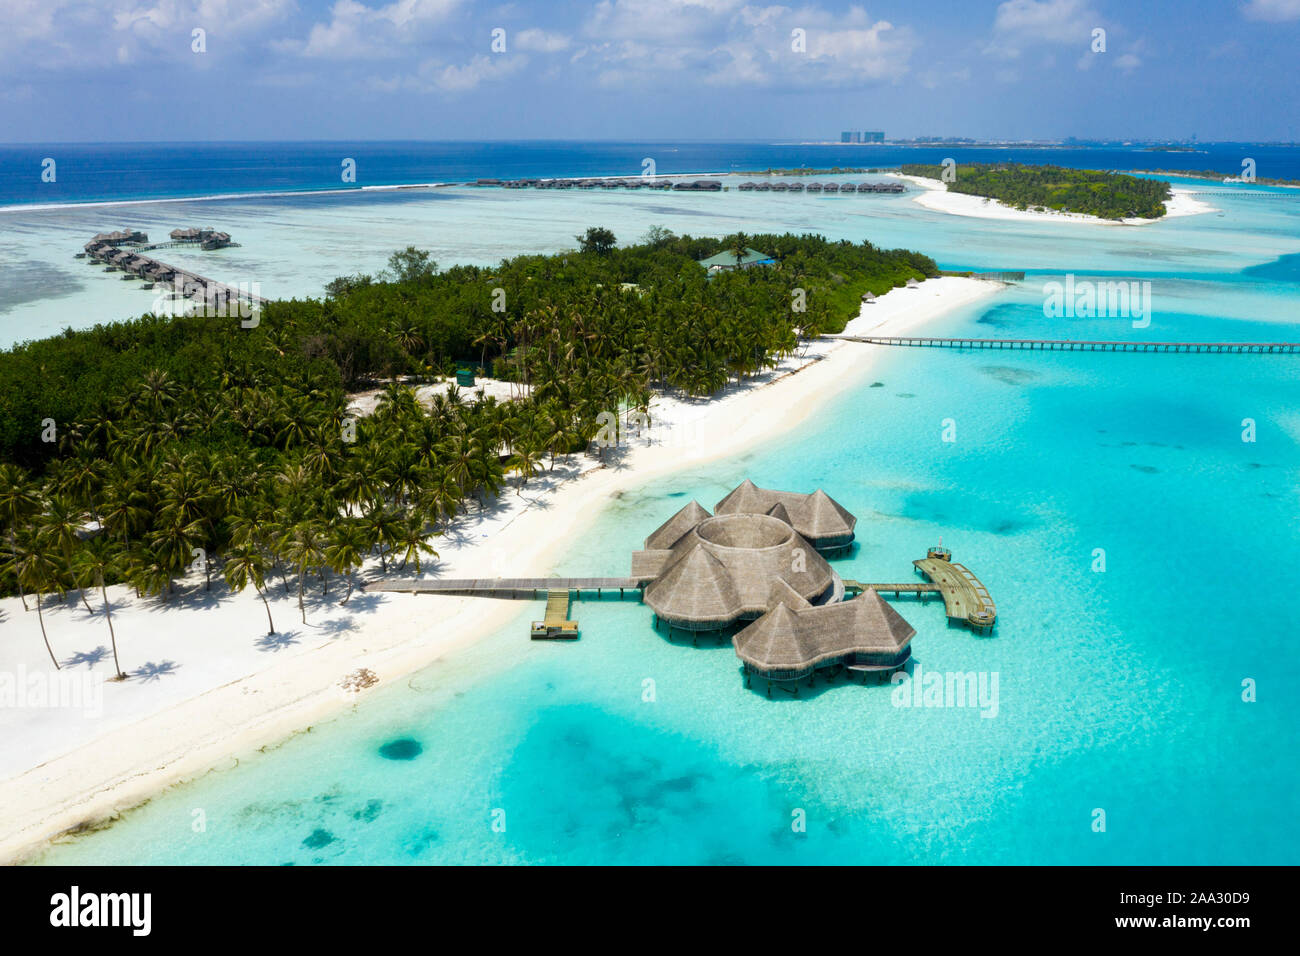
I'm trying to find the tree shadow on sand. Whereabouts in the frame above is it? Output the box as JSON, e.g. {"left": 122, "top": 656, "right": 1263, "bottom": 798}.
{"left": 62, "top": 646, "right": 111, "bottom": 670}
{"left": 134, "top": 660, "right": 180, "bottom": 682}
{"left": 255, "top": 630, "right": 302, "bottom": 652}
{"left": 316, "top": 617, "right": 359, "bottom": 637}
{"left": 342, "top": 593, "right": 384, "bottom": 613}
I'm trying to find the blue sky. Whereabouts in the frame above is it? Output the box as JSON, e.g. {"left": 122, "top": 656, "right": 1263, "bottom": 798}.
{"left": 1, "top": 0, "right": 1297, "bottom": 142}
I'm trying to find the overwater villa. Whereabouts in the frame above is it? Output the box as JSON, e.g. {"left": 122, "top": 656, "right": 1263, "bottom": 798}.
{"left": 367, "top": 479, "right": 994, "bottom": 695}
{"left": 169, "top": 227, "right": 234, "bottom": 249}
{"left": 90, "top": 228, "right": 148, "bottom": 245}
{"left": 734, "top": 583, "right": 915, "bottom": 688}
{"left": 633, "top": 505, "right": 842, "bottom": 631}
{"left": 630, "top": 483, "right": 912, "bottom": 693}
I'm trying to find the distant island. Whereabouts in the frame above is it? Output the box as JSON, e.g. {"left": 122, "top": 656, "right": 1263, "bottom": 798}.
{"left": 1135, "top": 168, "right": 1300, "bottom": 187}
{"left": 899, "top": 163, "right": 1173, "bottom": 220}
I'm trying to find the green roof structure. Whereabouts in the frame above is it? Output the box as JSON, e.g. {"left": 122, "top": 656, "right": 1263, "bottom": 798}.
{"left": 697, "top": 247, "right": 776, "bottom": 271}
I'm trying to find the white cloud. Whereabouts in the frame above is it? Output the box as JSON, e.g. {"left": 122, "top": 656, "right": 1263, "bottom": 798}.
{"left": 579, "top": 3, "right": 915, "bottom": 90}
{"left": 1242, "top": 0, "right": 1300, "bottom": 21}
{"left": 986, "top": 0, "right": 1097, "bottom": 58}
{"left": 431, "top": 53, "right": 526, "bottom": 90}
{"left": 515, "top": 28, "right": 570, "bottom": 53}
{"left": 294, "top": 0, "right": 462, "bottom": 59}
{"left": 0, "top": 0, "right": 294, "bottom": 71}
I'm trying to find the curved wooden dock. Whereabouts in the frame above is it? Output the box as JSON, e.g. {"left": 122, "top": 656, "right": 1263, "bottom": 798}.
{"left": 843, "top": 336, "right": 1300, "bottom": 353}
{"left": 912, "top": 558, "right": 996, "bottom": 632}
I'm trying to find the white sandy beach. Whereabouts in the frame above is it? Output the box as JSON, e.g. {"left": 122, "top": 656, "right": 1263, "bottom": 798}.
{"left": 895, "top": 174, "right": 1217, "bottom": 225}
{"left": 0, "top": 276, "right": 1003, "bottom": 863}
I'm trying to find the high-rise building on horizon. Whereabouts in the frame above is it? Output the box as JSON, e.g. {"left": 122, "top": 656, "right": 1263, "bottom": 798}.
{"left": 840, "top": 130, "right": 885, "bottom": 143}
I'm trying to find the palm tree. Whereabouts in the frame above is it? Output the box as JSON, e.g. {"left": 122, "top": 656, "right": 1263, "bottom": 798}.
{"left": 394, "top": 514, "right": 438, "bottom": 573}
{"left": 730, "top": 232, "right": 749, "bottom": 269}
{"left": 223, "top": 545, "right": 276, "bottom": 636}
{"left": 507, "top": 442, "right": 543, "bottom": 494}
{"left": 0, "top": 463, "right": 41, "bottom": 610}
{"left": 14, "top": 537, "right": 64, "bottom": 670}
{"left": 278, "top": 521, "right": 326, "bottom": 624}
{"left": 324, "top": 520, "right": 367, "bottom": 605}
{"left": 72, "top": 539, "right": 126, "bottom": 680}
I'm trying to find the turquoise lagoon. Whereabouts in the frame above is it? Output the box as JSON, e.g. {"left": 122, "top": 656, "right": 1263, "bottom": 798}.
{"left": 28, "top": 183, "right": 1300, "bottom": 865}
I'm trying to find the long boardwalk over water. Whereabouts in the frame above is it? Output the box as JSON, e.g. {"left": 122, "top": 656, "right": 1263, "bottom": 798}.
{"left": 362, "top": 577, "right": 641, "bottom": 597}
{"left": 843, "top": 335, "right": 1300, "bottom": 354}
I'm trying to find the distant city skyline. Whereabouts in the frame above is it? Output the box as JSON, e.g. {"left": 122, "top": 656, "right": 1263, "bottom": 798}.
{"left": 1, "top": 0, "right": 1298, "bottom": 143}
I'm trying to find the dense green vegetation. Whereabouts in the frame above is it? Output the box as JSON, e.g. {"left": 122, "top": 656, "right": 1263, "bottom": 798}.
{"left": 0, "top": 229, "right": 935, "bottom": 662}
{"left": 900, "top": 163, "right": 1172, "bottom": 219}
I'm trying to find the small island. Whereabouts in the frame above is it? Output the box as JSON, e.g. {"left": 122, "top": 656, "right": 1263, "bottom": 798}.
{"left": 1135, "top": 167, "right": 1300, "bottom": 187}
{"left": 899, "top": 162, "right": 1173, "bottom": 220}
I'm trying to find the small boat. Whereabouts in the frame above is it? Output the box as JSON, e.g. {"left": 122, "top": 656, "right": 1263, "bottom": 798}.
{"left": 74, "top": 252, "right": 86, "bottom": 259}
{"left": 141, "top": 282, "right": 155, "bottom": 289}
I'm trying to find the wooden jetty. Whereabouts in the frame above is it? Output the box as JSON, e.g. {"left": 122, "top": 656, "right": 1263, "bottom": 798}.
{"left": 531, "top": 589, "right": 580, "bottom": 640}
{"left": 362, "top": 577, "right": 641, "bottom": 640}
{"left": 362, "top": 577, "right": 639, "bottom": 598}
{"left": 843, "top": 335, "right": 1300, "bottom": 354}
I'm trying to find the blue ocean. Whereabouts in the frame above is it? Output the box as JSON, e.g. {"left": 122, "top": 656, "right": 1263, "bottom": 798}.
{"left": 3, "top": 140, "right": 1298, "bottom": 208}
{"left": 10, "top": 143, "right": 1300, "bottom": 865}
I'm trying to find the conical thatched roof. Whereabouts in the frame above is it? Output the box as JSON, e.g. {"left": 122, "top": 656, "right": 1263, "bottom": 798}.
{"left": 645, "top": 543, "right": 744, "bottom": 626}
{"left": 731, "top": 602, "right": 823, "bottom": 671}
{"left": 645, "top": 499, "right": 711, "bottom": 550}
{"left": 733, "top": 587, "right": 915, "bottom": 675}
{"left": 714, "top": 480, "right": 855, "bottom": 550}
{"left": 767, "top": 576, "right": 810, "bottom": 610}
{"left": 715, "top": 478, "right": 767, "bottom": 515}
{"left": 766, "top": 501, "right": 793, "bottom": 525}
{"left": 641, "top": 513, "right": 835, "bottom": 627}
{"left": 801, "top": 490, "right": 858, "bottom": 540}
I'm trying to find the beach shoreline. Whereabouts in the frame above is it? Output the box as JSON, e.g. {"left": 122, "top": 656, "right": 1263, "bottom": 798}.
{"left": 0, "top": 276, "right": 1004, "bottom": 864}
{"left": 896, "top": 173, "right": 1217, "bottom": 224}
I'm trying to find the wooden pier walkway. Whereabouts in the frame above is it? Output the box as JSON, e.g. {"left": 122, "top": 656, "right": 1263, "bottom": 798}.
{"left": 362, "top": 577, "right": 640, "bottom": 597}
{"left": 843, "top": 581, "right": 941, "bottom": 597}
{"left": 843, "top": 335, "right": 1300, "bottom": 354}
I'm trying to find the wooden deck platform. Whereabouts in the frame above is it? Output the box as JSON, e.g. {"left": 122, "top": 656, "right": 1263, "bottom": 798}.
{"left": 912, "top": 558, "right": 997, "bottom": 632}
{"left": 531, "top": 589, "right": 579, "bottom": 640}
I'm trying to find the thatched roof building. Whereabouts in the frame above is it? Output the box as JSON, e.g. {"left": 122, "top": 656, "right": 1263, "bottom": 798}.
{"left": 633, "top": 503, "right": 837, "bottom": 631}
{"left": 714, "top": 479, "right": 855, "bottom": 552}
{"left": 734, "top": 587, "right": 914, "bottom": 682}
{"left": 91, "top": 228, "right": 147, "bottom": 245}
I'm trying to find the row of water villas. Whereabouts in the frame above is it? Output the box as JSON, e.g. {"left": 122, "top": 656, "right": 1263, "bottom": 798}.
{"left": 474, "top": 177, "right": 906, "bottom": 194}
{"left": 79, "top": 228, "right": 261, "bottom": 312}
{"left": 736, "top": 181, "right": 905, "bottom": 194}
{"left": 478, "top": 177, "right": 709, "bottom": 191}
